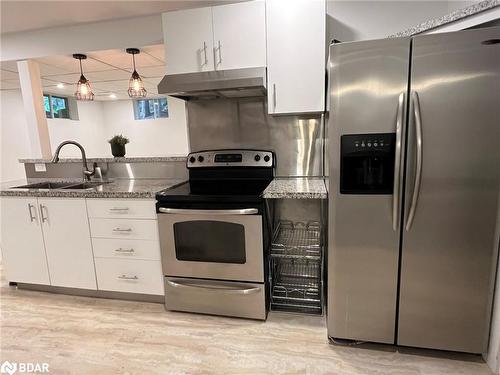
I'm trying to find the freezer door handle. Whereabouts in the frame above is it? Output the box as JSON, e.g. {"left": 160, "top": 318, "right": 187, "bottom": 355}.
{"left": 406, "top": 91, "right": 423, "bottom": 231}
{"left": 393, "top": 92, "right": 405, "bottom": 231}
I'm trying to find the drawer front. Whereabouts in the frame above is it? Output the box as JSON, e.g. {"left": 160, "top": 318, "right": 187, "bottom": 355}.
{"left": 90, "top": 218, "right": 159, "bottom": 241}
{"left": 95, "top": 258, "right": 164, "bottom": 295}
{"left": 92, "top": 238, "right": 160, "bottom": 260}
{"left": 87, "top": 199, "right": 156, "bottom": 219}
{"left": 165, "top": 277, "right": 266, "bottom": 320}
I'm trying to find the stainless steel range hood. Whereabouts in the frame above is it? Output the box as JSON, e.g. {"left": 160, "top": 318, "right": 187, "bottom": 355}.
{"left": 157, "top": 67, "right": 266, "bottom": 100}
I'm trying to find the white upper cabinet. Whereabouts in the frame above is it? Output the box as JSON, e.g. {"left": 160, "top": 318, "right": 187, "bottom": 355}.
{"left": 39, "top": 198, "right": 97, "bottom": 290}
{"left": 0, "top": 197, "right": 50, "bottom": 285}
{"left": 266, "top": 0, "right": 326, "bottom": 114}
{"left": 162, "top": 1, "right": 266, "bottom": 75}
{"left": 162, "top": 7, "right": 214, "bottom": 74}
{"left": 212, "top": 1, "right": 266, "bottom": 70}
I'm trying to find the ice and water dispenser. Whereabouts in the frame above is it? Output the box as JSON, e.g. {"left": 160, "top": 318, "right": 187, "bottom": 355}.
{"left": 340, "top": 133, "right": 396, "bottom": 194}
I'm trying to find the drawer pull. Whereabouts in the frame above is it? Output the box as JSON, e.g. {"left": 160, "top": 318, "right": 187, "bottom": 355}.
{"left": 114, "top": 248, "right": 135, "bottom": 254}
{"left": 109, "top": 207, "right": 129, "bottom": 212}
{"left": 166, "top": 280, "right": 261, "bottom": 295}
{"left": 118, "top": 275, "right": 138, "bottom": 280}
{"left": 113, "top": 228, "right": 133, "bottom": 233}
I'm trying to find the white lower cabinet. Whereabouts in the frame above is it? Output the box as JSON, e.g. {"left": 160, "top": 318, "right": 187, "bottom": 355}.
{"left": 0, "top": 197, "right": 50, "bottom": 285}
{"left": 87, "top": 198, "right": 164, "bottom": 296}
{"left": 91, "top": 238, "right": 161, "bottom": 261}
{"left": 94, "top": 258, "right": 163, "bottom": 295}
{"left": 0, "top": 197, "right": 96, "bottom": 288}
{"left": 89, "top": 218, "right": 159, "bottom": 241}
{"left": 39, "top": 198, "right": 96, "bottom": 289}
{"left": 1, "top": 196, "right": 163, "bottom": 297}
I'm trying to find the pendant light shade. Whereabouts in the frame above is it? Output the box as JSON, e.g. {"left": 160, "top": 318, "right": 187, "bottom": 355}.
{"left": 126, "top": 48, "right": 147, "bottom": 98}
{"left": 73, "top": 54, "right": 94, "bottom": 101}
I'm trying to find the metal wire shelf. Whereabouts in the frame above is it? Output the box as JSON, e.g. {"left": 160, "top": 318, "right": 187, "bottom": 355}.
{"left": 270, "top": 221, "right": 323, "bottom": 315}
{"left": 271, "top": 220, "right": 322, "bottom": 259}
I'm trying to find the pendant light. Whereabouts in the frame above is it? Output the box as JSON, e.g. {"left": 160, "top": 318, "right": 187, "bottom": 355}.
{"left": 126, "top": 48, "right": 147, "bottom": 98}
{"left": 73, "top": 54, "right": 94, "bottom": 101}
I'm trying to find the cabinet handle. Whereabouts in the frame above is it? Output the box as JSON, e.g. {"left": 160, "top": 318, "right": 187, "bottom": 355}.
{"left": 273, "top": 83, "right": 277, "bottom": 110}
{"left": 28, "top": 203, "right": 36, "bottom": 222}
{"left": 109, "top": 207, "right": 129, "bottom": 212}
{"left": 118, "top": 275, "right": 139, "bottom": 280}
{"left": 217, "top": 40, "right": 222, "bottom": 66}
{"left": 113, "top": 228, "right": 132, "bottom": 233}
{"left": 39, "top": 204, "right": 48, "bottom": 223}
{"left": 114, "top": 248, "right": 135, "bottom": 254}
{"left": 202, "top": 41, "right": 208, "bottom": 66}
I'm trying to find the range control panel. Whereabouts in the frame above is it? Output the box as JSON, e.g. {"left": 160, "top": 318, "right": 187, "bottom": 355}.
{"left": 187, "top": 149, "right": 274, "bottom": 168}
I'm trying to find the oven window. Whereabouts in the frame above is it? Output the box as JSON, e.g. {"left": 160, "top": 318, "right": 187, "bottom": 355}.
{"left": 173, "top": 221, "right": 246, "bottom": 264}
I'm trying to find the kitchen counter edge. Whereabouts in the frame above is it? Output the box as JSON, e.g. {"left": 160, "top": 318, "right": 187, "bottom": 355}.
{"left": 262, "top": 177, "right": 327, "bottom": 199}
{"left": 18, "top": 156, "right": 187, "bottom": 164}
{"left": 389, "top": 0, "right": 499, "bottom": 37}
{"left": 0, "top": 179, "right": 186, "bottom": 199}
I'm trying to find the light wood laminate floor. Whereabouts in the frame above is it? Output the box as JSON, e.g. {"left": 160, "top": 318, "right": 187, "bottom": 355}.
{"left": 0, "top": 277, "right": 492, "bottom": 375}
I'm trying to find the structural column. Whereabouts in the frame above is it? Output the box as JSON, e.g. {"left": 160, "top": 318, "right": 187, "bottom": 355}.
{"left": 17, "top": 60, "right": 51, "bottom": 158}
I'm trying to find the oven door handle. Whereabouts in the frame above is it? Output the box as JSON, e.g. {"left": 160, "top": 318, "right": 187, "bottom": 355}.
{"left": 158, "top": 208, "right": 258, "bottom": 215}
{"left": 166, "top": 280, "right": 261, "bottom": 295}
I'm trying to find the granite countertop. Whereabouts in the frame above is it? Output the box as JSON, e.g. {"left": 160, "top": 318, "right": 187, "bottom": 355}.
{"left": 0, "top": 178, "right": 186, "bottom": 199}
{"left": 262, "top": 177, "right": 327, "bottom": 199}
{"left": 18, "top": 156, "right": 187, "bottom": 164}
{"left": 390, "top": 0, "right": 499, "bottom": 37}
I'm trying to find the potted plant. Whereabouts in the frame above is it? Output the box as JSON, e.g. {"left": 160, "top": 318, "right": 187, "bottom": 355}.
{"left": 108, "top": 135, "right": 129, "bottom": 157}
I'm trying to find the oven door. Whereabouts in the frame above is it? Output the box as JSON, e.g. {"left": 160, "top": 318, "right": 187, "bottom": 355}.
{"left": 157, "top": 208, "right": 264, "bottom": 282}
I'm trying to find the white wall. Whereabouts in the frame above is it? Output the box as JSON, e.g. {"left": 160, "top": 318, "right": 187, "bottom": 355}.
{"left": 47, "top": 101, "right": 107, "bottom": 158}
{"left": 100, "top": 97, "right": 189, "bottom": 157}
{"left": 0, "top": 90, "right": 189, "bottom": 182}
{"left": 46, "top": 96, "right": 189, "bottom": 158}
{"left": 326, "top": 1, "right": 481, "bottom": 41}
{"left": 0, "top": 90, "right": 32, "bottom": 182}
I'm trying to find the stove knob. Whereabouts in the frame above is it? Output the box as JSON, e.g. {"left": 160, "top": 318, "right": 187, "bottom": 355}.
{"left": 189, "top": 156, "right": 196, "bottom": 163}
{"left": 198, "top": 155, "right": 204, "bottom": 162}
{"left": 254, "top": 154, "right": 261, "bottom": 162}
{"left": 264, "top": 155, "right": 270, "bottom": 162}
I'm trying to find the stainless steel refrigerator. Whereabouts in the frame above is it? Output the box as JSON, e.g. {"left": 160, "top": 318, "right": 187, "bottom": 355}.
{"left": 327, "top": 26, "right": 500, "bottom": 353}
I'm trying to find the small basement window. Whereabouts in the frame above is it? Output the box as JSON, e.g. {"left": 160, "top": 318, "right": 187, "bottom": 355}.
{"left": 44, "top": 94, "right": 77, "bottom": 120}
{"left": 133, "top": 98, "right": 169, "bottom": 120}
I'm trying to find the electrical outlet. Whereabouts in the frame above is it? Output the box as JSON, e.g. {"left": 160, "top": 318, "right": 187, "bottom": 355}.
{"left": 34, "top": 163, "right": 47, "bottom": 172}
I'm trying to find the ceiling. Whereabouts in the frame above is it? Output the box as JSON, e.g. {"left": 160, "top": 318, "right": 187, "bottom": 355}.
{"left": 0, "top": 0, "right": 240, "bottom": 34}
{"left": 0, "top": 44, "right": 166, "bottom": 101}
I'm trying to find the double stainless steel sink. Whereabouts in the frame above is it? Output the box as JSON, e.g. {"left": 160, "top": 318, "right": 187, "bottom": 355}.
{"left": 12, "top": 181, "right": 108, "bottom": 190}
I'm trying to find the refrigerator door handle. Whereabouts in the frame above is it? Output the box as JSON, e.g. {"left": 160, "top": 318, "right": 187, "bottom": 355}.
{"left": 406, "top": 91, "right": 423, "bottom": 231}
{"left": 392, "top": 92, "right": 405, "bottom": 231}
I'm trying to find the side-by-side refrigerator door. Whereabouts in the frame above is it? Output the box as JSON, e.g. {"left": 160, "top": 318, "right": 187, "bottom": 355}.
{"left": 327, "top": 37, "right": 410, "bottom": 344}
{"left": 398, "top": 27, "right": 500, "bottom": 353}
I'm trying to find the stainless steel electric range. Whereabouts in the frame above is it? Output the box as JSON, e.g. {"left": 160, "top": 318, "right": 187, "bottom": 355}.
{"left": 156, "top": 149, "right": 275, "bottom": 320}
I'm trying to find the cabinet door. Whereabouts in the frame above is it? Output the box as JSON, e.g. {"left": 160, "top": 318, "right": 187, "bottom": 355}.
{"left": 162, "top": 7, "right": 214, "bottom": 74}
{"left": 0, "top": 197, "right": 50, "bottom": 285}
{"left": 212, "top": 1, "right": 266, "bottom": 70}
{"left": 39, "top": 198, "right": 96, "bottom": 289}
{"left": 266, "top": 0, "right": 326, "bottom": 114}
